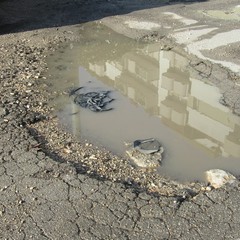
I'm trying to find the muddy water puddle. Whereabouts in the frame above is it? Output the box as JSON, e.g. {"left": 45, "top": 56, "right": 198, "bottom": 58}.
{"left": 47, "top": 23, "right": 240, "bottom": 181}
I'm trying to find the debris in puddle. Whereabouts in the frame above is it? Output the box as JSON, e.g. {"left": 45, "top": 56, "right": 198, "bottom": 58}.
{"left": 68, "top": 86, "right": 84, "bottom": 96}
{"left": 125, "top": 138, "right": 164, "bottom": 169}
{"left": 69, "top": 87, "right": 114, "bottom": 112}
{"left": 134, "top": 138, "right": 161, "bottom": 154}
{"left": 205, "top": 169, "right": 237, "bottom": 189}
{"left": 48, "top": 26, "right": 240, "bottom": 181}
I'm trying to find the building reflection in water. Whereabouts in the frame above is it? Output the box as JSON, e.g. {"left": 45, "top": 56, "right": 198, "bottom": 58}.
{"left": 88, "top": 43, "right": 240, "bottom": 159}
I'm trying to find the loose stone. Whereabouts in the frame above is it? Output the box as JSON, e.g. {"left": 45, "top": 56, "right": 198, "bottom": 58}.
{"left": 205, "top": 169, "right": 237, "bottom": 189}
{"left": 126, "top": 138, "right": 164, "bottom": 169}
{"left": 0, "top": 107, "right": 8, "bottom": 117}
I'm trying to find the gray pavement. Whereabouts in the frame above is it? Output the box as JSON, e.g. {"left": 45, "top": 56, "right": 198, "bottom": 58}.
{"left": 1, "top": 0, "right": 240, "bottom": 239}
{"left": 1, "top": 121, "right": 240, "bottom": 239}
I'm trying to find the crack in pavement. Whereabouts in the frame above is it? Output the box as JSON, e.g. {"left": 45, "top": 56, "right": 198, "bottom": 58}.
{"left": 1, "top": 0, "right": 240, "bottom": 239}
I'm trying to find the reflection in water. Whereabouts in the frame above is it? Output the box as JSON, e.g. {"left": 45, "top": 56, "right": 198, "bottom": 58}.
{"left": 47, "top": 24, "right": 240, "bottom": 181}
{"left": 89, "top": 43, "right": 240, "bottom": 158}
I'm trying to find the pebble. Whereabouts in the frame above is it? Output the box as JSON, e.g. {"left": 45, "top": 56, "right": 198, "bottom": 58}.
{"left": 63, "top": 148, "right": 72, "bottom": 154}
{"left": 0, "top": 107, "right": 8, "bottom": 117}
{"left": 205, "top": 186, "right": 212, "bottom": 191}
{"left": 0, "top": 186, "right": 8, "bottom": 191}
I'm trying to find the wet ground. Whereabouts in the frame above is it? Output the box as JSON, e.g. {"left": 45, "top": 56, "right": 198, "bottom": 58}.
{"left": 1, "top": 0, "right": 240, "bottom": 239}
{"left": 46, "top": 23, "right": 240, "bottom": 181}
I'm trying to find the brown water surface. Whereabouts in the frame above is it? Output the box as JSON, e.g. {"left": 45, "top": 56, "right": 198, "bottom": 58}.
{"left": 46, "top": 23, "right": 240, "bottom": 181}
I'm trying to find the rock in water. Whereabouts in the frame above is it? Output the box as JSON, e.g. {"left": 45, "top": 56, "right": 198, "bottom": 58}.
{"left": 133, "top": 138, "right": 161, "bottom": 154}
{"left": 205, "top": 169, "right": 236, "bottom": 189}
{"left": 126, "top": 138, "right": 164, "bottom": 169}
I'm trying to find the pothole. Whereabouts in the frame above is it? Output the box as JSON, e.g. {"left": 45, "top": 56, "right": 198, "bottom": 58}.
{"left": 45, "top": 23, "right": 240, "bottom": 181}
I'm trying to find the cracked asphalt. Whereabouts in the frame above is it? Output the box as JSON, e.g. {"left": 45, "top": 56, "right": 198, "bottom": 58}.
{"left": 1, "top": 0, "right": 240, "bottom": 239}
{"left": 1, "top": 120, "right": 240, "bottom": 239}
{"left": 1, "top": 121, "right": 240, "bottom": 239}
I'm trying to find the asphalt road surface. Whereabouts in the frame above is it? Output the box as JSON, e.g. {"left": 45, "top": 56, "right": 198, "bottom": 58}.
{"left": 0, "top": 0, "right": 240, "bottom": 239}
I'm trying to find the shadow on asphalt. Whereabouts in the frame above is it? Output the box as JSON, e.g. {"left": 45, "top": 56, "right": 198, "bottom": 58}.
{"left": 27, "top": 123, "right": 198, "bottom": 201}
{"left": 27, "top": 125, "right": 149, "bottom": 195}
{"left": 0, "top": 0, "right": 208, "bottom": 34}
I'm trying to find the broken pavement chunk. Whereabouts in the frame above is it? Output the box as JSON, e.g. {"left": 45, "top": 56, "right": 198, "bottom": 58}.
{"left": 205, "top": 169, "right": 236, "bottom": 189}
{"left": 126, "top": 138, "right": 164, "bottom": 169}
{"left": 134, "top": 138, "right": 161, "bottom": 154}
